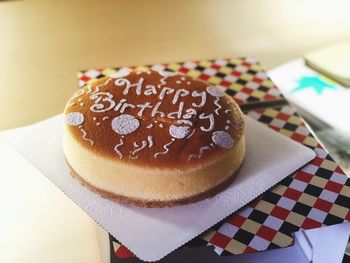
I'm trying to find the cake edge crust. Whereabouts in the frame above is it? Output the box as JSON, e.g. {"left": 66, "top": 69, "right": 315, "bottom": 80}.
{"left": 66, "top": 160, "right": 243, "bottom": 208}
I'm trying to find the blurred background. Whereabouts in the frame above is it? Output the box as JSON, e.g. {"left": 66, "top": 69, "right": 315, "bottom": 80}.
{"left": 0, "top": 0, "right": 349, "bottom": 127}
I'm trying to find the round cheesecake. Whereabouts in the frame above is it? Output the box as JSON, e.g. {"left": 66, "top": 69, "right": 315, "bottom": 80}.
{"left": 63, "top": 69, "right": 245, "bottom": 207}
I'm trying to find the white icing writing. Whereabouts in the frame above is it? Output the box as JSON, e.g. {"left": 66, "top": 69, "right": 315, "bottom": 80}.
{"left": 90, "top": 92, "right": 116, "bottom": 113}
{"left": 151, "top": 102, "right": 165, "bottom": 117}
{"left": 191, "top": 91, "right": 206, "bottom": 107}
{"left": 199, "top": 113, "right": 215, "bottom": 132}
{"left": 137, "top": 102, "right": 152, "bottom": 117}
{"left": 167, "top": 102, "right": 184, "bottom": 119}
{"left": 159, "top": 87, "right": 174, "bottom": 100}
{"left": 183, "top": 108, "right": 197, "bottom": 119}
{"left": 172, "top": 89, "right": 189, "bottom": 104}
{"left": 116, "top": 77, "right": 144, "bottom": 96}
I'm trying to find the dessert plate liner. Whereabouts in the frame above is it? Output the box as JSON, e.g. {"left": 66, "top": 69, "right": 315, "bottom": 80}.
{"left": 6, "top": 115, "right": 315, "bottom": 261}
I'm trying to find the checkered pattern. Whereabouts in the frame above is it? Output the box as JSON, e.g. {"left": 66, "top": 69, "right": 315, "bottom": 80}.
{"left": 201, "top": 105, "right": 350, "bottom": 255}
{"left": 77, "top": 58, "right": 350, "bottom": 260}
{"left": 77, "top": 57, "right": 281, "bottom": 105}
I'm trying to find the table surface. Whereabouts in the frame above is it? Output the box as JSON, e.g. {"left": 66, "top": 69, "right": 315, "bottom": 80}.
{"left": 1, "top": 1, "right": 350, "bottom": 263}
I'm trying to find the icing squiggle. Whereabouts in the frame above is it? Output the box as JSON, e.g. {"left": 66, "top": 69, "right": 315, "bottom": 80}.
{"left": 157, "top": 76, "right": 167, "bottom": 91}
{"left": 188, "top": 146, "right": 211, "bottom": 161}
{"left": 154, "top": 140, "right": 174, "bottom": 159}
{"left": 132, "top": 141, "right": 147, "bottom": 156}
{"left": 86, "top": 84, "right": 92, "bottom": 94}
{"left": 214, "top": 97, "right": 222, "bottom": 115}
{"left": 79, "top": 128, "right": 94, "bottom": 146}
{"left": 147, "top": 135, "right": 153, "bottom": 147}
{"left": 199, "top": 113, "right": 215, "bottom": 132}
{"left": 91, "top": 85, "right": 100, "bottom": 95}
{"left": 103, "top": 78, "right": 111, "bottom": 86}
{"left": 187, "top": 129, "right": 196, "bottom": 139}
{"left": 225, "top": 109, "right": 231, "bottom": 113}
{"left": 72, "top": 89, "right": 85, "bottom": 99}
{"left": 114, "top": 139, "right": 124, "bottom": 159}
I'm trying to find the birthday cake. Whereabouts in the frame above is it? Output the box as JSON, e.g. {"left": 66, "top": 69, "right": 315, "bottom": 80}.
{"left": 63, "top": 69, "right": 245, "bottom": 207}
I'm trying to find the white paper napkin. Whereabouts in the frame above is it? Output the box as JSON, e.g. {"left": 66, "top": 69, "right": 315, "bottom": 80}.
{"left": 6, "top": 115, "right": 315, "bottom": 262}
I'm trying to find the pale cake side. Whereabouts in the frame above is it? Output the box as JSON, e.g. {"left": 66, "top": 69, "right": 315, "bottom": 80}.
{"left": 63, "top": 70, "right": 245, "bottom": 207}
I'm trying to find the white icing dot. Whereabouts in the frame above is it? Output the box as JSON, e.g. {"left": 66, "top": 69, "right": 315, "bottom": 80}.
{"left": 186, "top": 81, "right": 191, "bottom": 85}
{"left": 158, "top": 70, "right": 177, "bottom": 77}
{"left": 96, "top": 122, "right": 101, "bottom": 126}
{"left": 111, "top": 114, "right": 140, "bottom": 135}
{"left": 226, "top": 120, "right": 231, "bottom": 124}
{"left": 159, "top": 123, "right": 164, "bottom": 128}
{"left": 206, "top": 86, "right": 226, "bottom": 97}
{"left": 147, "top": 71, "right": 151, "bottom": 74}
{"left": 169, "top": 125, "right": 190, "bottom": 139}
{"left": 212, "top": 131, "right": 234, "bottom": 149}
{"left": 93, "top": 117, "right": 97, "bottom": 121}
{"left": 147, "top": 124, "right": 153, "bottom": 129}
{"left": 176, "top": 80, "right": 181, "bottom": 84}
{"left": 172, "top": 138, "right": 175, "bottom": 141}
{"left": 79, "top": 103, "right": 84, "bottom": 106}
{"left": 225, "top": 125, "right": 230, "bottom": 130}
{"left": 136, "top": 71, "right": 142, "bottom": 75}
{"left": 65, "top": 112, "right": 84, "bottom": 126}
{"left": 181, "top": 77, "right": 186, "bottom": 81}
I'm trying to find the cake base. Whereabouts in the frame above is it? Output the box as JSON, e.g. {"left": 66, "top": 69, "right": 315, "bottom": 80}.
{"left": 67, "top": 161, "right": 242, "bottom": 208}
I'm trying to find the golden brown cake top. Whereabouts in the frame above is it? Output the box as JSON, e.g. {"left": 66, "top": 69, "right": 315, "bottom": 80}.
{"left": 64, "top": 70, "right": 244, "bottom": 168}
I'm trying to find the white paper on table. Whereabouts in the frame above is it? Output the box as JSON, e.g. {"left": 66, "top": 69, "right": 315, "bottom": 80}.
{"left": 6, "top": 115, "right": 315, "bottom": 262}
